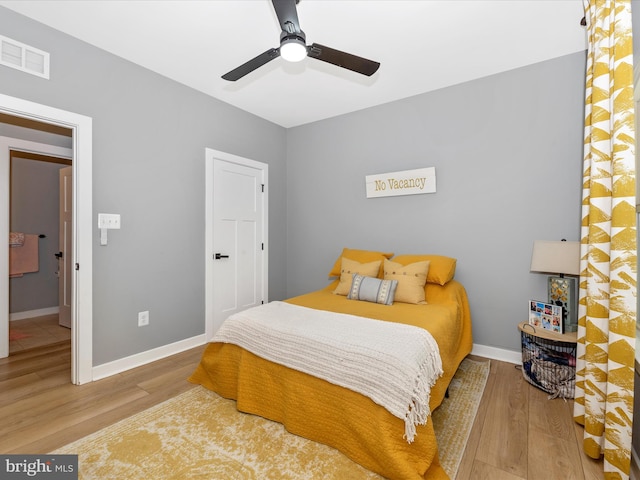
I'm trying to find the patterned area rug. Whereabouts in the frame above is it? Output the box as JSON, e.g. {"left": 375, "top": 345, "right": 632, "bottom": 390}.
{"left": 432, "top": 358, "right": 490, "bottom": 477}
{"left": 55, "top": 358, "right": 489, "bottom": 479}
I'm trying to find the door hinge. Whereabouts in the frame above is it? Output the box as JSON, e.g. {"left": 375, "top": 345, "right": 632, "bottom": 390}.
{"left": 261, "top": 184, "right": 264, "bottom": 193}
{"left": 261, "top": 243, "right": 264, "bottom": 250}
{"left": 75, "top": 263, "right": 79, "bottom": 270}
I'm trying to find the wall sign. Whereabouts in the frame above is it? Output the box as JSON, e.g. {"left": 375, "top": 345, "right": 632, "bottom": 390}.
{"left": 365, "top": 167, "right": 436, "bottom": 198}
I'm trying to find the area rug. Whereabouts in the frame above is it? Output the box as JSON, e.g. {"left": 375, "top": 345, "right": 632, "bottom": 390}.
{"left": 54, "top": 358, "right": 489, "bottom": 479}
{"left": 432, "top": 358, "right": 490, "bottom": 477}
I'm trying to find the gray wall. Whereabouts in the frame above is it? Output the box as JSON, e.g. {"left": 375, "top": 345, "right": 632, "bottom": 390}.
{"left": 0, "top": 6, "right": 288, "bottom": 365}
{"left": 285, "top": 51, "right": 585, "bottom": 353}
{"left": 9, "top": 156, "right": 66, "bottom": 313}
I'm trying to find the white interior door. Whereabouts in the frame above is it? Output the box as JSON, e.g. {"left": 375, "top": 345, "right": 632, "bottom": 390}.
{"left": 205, "top": 149, "right": 268, "bottom": 337}
{"left": 58, "top": 166, "right": 72, "bottom": 328}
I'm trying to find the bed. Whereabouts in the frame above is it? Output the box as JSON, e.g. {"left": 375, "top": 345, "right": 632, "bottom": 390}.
{"left": 189, "top": 249, "right": 473, "bottom": 480}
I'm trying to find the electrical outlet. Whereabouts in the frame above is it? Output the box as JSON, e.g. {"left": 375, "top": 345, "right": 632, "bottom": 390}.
{"left": 138, "top": 311, "right": 149, "bottom": 327}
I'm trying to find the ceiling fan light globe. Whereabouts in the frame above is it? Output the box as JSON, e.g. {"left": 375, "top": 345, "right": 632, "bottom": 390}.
{"left": 280, "top": 39, "right": 307, "bottom": 62}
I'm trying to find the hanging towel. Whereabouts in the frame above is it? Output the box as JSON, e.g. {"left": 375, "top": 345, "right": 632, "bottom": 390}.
{"left": 9, "top": 234, "right": 39, "bottom": 278}
{"left": 9, "top": 232, "right": 25, "bottom": 247}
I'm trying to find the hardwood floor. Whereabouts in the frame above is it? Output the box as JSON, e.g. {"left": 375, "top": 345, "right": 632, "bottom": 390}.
{"left": 9, "top": 314, "right": 71, "bottom": 353}
{"left": 0, "top": 341, "right": 202, "bottom": 455}
{"left": 0, "top": 345, "right": 604, "bottom": 479}
{"left": 459, "top": 355, "right": 603, "bottom": 480}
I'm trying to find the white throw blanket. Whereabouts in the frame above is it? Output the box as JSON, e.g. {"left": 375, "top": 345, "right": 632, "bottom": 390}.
{"left": 212, "top": 301, "right": 443, "bottom": 442}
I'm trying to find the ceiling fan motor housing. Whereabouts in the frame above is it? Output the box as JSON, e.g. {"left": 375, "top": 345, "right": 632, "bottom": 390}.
{"left": 280, "top": 29, "right": 306, "bottom": 45}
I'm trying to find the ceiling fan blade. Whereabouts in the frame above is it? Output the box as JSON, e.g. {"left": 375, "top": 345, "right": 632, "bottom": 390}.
{"left": 272, "top": 0, "right": 301, "bottom": 34}
{"left": 222, "top": 48, "right": 280, "bottom": 81}
{"left": 307, "top": 43, "right": 380, "bottom": 77}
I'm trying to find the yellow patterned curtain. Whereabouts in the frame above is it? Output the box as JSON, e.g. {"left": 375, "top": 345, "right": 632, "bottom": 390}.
{"left": 573, "top": 1, "right": 637, "bottom": 478}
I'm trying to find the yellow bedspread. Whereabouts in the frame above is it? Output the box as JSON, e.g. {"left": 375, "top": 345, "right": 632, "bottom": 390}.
{"left": 189, "top": 279, "right": 473, "bottom": 480}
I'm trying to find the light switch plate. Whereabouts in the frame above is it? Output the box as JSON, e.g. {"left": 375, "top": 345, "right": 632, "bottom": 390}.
{"left": 98, "top": 213, "right": 121, "bottom": 229}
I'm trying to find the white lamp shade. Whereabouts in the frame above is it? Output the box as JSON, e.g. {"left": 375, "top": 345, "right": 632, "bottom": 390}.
{"left": 530, "top": 240, "right": 580, "bottom": 276}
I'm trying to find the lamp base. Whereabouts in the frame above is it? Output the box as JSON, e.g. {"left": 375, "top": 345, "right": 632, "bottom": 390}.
{"left": 548, "top": 276, "right": 577, "bottom": 333}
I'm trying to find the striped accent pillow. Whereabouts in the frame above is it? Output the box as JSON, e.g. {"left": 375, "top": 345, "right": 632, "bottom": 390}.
{"left": 347, "top": 273, "right": 398, "bottom": 305}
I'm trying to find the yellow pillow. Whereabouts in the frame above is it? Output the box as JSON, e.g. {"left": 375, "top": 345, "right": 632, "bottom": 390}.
{"left": 391, "top": 254, "right": 456, "bottom": 285}
{"left": 328, "top": 248, "right": 394, "bottom": 279}
{"left": 383, "top": 259, "right": 430, "bottom": 304}
{"left": 334, "top": 257, "right": 381, "bottom": 296}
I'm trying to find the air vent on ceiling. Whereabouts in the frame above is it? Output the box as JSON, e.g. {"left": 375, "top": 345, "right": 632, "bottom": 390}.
{"left": 0, "top": 35, "right": 49, "bottom": 79}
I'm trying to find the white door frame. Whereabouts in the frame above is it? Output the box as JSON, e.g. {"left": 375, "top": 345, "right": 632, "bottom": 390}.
{"left": 0, "top": 93, "right": 93, "bottom": 385}
{"left": 204, "top": 148, "right": 268, "bottom": 340}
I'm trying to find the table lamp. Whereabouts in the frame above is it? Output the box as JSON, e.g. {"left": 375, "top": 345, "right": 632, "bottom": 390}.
{"left": 530, "top": 240, "right": 581, "bottom": 333}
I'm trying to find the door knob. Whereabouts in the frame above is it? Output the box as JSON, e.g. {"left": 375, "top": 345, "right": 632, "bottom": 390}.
{"left": 214, "top": 253, "right": 229, "bottom": 260}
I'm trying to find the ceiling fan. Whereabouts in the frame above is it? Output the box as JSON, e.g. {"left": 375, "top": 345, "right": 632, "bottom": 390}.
{"left": 222, "top": 0, "right": 380, "bottom": 81}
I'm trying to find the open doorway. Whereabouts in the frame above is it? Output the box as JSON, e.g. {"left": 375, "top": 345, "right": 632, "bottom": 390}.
{"left": 0, "top": 93, "right": 94, "bottom": 385}
{"left": 8, "top": 147, "right": 72, "bottom": 354}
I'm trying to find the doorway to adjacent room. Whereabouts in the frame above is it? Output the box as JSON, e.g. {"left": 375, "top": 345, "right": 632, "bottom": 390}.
{"left": 0, "top": 93, "right": 93, "bottom": 385}
{"left": 8, "top": 147, "right": 72, "bottom": 354}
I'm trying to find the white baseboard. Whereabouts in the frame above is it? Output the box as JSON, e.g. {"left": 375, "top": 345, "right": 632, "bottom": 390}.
{"left": 10, "top": 306, "right": 60, "bottom": 321}
{"left": 92, "top": 334, "right": 207, "bottom": 381}
{"left": 472, "top": 343, "right": 521, "bottom": 365}
{"left": 90, "top": 337, "right": 519, "bottom": 383}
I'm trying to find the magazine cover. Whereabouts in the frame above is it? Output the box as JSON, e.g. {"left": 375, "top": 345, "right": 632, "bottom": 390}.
{"left": 528, "top": 300, "right": 563, "bottom": 333}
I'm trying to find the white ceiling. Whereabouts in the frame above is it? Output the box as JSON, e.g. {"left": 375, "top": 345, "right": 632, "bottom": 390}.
{"left": 0, "top": 0, "right": 587, "bottom": 128}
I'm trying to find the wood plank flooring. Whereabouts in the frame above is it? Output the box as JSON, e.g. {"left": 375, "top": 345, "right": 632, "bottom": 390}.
{"left": 0, "top": 343, "right": 604, "bottom": 479}
{"left": 459, "top": 355, "right": 604, "bottom": 480}
{"left": 9, "top": 314, "right": 71, "bottom": 353}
